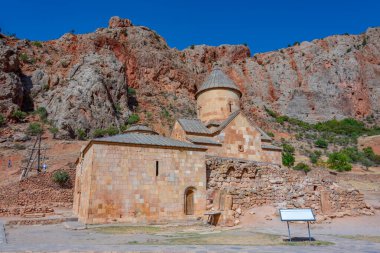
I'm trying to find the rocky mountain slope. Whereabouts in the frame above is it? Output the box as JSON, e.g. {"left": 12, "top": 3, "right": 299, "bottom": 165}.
{"left": 1, "top": 16, "right": 379, "bottom": 138}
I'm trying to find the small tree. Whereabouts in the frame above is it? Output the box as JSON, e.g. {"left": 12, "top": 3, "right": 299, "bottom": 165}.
{"left": 293, "top": 162, "right": 311, "bottom": 173}
{"left": 327, "top": 152, "right": 352, "bottom": 172}
{"left": 52, "top": 170, "right": 70, "bottom": 186}
{"left": 314, "top": 138, "right": 328, "bottom": 149}
{"left": 27, "top": 123, "right": 44, "bottom": 136}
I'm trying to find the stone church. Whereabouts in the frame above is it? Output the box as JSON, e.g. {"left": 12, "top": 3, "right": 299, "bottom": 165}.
{"left": 73, "top": 67, "right": 281, "bottom": 224}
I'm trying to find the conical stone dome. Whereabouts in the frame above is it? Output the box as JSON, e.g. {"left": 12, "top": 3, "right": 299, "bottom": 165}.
{"left": 195, "top": 67, "right": 242, "bottom": 98}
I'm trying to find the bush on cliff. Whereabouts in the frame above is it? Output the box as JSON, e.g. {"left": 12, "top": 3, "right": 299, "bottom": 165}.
{"left": 293, "top": 162, "right": 311, "bottom": 173}
{"left": 52, "top": 170, "right": 70, "bottom": 186}
{"left": 127, "top": 114, "right": 140, "bottom": 125}
{"left": 12, "top": 110, "right": 27, "bottom": 122}
{"left": 315, "top": 138, "right": 328, "bottom": 149}
{"left": 27, "top": 123, "right": 44, "bottom": 136}
{"left": 282, "top": 143, "right": 295, "bottom": 167}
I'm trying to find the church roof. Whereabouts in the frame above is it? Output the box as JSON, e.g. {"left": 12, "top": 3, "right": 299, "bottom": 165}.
{"left": 212, "top": 110, "right": 241, "bottom": 134}
{"left": 124, "top": 124, "right": 158, "bottom": 135}
{"left": 195, "top": 67, "right": 242, "bottom": 98}
{"left": 187, "top": 136, "right": 221, "bottom": 146}
{"left": 261, "top": 144, "right": 282, "bottom": 151}
{"left": 93, "top": 133, "right": 207, "bottom": 150}
{"left": 177, "top": 118, "right": 211, "bottom": 135}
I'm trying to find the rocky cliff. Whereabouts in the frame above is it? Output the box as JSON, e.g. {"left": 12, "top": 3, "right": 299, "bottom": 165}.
{"left": 1, "top": 17, "right": 379, "bottom": 137}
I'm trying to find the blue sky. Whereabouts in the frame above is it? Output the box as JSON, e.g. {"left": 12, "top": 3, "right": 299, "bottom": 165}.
{"left": 1, "top": 0, "right": 379, "bottom": 54}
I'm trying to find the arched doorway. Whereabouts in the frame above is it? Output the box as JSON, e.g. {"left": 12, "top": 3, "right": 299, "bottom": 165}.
{"left": 184, "top": 187, "right": 196, "bottom": 215}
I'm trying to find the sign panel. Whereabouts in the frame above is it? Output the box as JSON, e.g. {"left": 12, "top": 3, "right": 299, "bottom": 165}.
{"left": 279, "top": 208, "right": 316, "bottom": 221}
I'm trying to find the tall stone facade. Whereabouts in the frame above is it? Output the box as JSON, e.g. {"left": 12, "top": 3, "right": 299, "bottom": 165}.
{"left": 171, "top": 67, "right": 282, "bottom": 164}
{"left": 74, "top": 127, "right": 207, "bottom": 224}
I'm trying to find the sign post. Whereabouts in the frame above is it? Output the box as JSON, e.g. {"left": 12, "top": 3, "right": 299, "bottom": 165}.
{"left": 279, "top": 208, "right": 316, "bottom": 242}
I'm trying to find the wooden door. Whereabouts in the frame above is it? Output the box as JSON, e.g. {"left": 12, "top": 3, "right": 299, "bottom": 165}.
{"left": 185, "top": 189, "right": 194, "bottom": 215}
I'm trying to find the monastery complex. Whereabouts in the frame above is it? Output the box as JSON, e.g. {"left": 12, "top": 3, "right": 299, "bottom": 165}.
{"left": 73, "top": 67, "right": 282, "bottom": 224}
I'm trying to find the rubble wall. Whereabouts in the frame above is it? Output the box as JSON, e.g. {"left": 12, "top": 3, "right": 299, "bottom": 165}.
{"left": 206, "top": 157, "right": 373, "bottom": 224}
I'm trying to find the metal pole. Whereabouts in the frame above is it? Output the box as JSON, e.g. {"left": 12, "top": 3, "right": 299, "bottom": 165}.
{"left": 307, "top": 221, "right": 311, "bottom": 241}
{"left": 287, "top": 221, "right": 291, "bottom": 242}
{"left": 37, "top": 135, "right": 41, "bottom": 173}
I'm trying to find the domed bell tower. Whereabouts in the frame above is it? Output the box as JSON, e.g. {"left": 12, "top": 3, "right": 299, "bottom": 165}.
{"left": 195, "top": 67, "right": 242, "bottom": 124}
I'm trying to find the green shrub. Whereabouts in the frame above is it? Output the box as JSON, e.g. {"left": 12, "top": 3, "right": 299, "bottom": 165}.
{"left": 35, "top": 107, "right": 48, "bottom": 121}
{"left": 93, "top": 126, "right": 119, "bottom": 138}
{"left": 276, "top": 115, "right": 289, "bottom": 124}
{"left": 93, "top": 128, "right": 106, "bottom": 138}
{"left": 127, "top": 87, "right": 136, "bottom": 96}
{"left": 293, "top": 162, "right": 311, "bottom": 173}
{"left": 363, "top": 147, "right": 380, "bottom": 164}
{"left": 127, "top": 114, "right": 140, "bottom": 125}
{"left": 327, "top": 152, "right": 352, "bottom": 172}
{"left": 267, "top": 132, "right": 275, "bottom": 137}
{"left": 264, "top": 106, "right": 278, "bottom": 118}
{"left": 314, "top": 118, "right": 366, "bottom": 137}
{"left": 161, "top": 108, "right": 170, "bottom": 119}
{"left": 52, "top": 170, "right": 70, "bottom": 186}
{"left": 315, "top": 138, "right": 328, "bottom": 149}
{"left": 19, "top": 53, "right": 35, "bottom": 64}
{"left": 0, "top": 114, "right": 5, "bottom": 126}
{"left": 27, "top": 123, "right": 43, "bottom": 135}
{"left": 282, "top": 143, "right": 295, "bottom": 154}
{"left": 49, "top": 126, "right": 59, "bottom": 138}
{"left": 309, "top": 150, "right": 322, "bottom": 164}
{"left": 361, "top": 158, "right": 374, "bottom": 170}
{"left": 76, "top": 128, "right": 87, "bottom": 140}
{"left": 114, "top": 103, "right": 122, "bottom": 114}
{"left": 190, "top": 45, "right": 195, "bottom": 49}
{"left": 282, "top": 152, "right": 295, "bottom": 167}
{"left": 106, "top": 126, "right": 119, "bottom": 136}
{"left": 12, "top": 110, "right": 27, "bottom": 122}
{"left": 31, "top": 41, "right": 43, "bottom": 48}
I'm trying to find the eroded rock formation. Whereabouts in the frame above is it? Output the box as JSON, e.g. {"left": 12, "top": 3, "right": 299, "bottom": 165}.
{"left": 0, "top": 17, "right": 379, "bottom": 137}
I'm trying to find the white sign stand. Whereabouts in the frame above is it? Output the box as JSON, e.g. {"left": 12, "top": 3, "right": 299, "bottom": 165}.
{"left": 279, "top": 208, "right": 316, "bottom": 242}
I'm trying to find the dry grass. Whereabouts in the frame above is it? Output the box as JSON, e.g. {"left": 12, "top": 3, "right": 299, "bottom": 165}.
{"left": 338, "top": 235, "right": 380, "bottom": 243}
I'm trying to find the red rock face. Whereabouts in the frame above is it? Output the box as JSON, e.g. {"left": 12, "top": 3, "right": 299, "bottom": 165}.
{"left": 0, "top": 17, "right": 379, "bottom": 137}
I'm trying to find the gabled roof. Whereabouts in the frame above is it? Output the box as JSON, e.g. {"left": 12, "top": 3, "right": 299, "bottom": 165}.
{"left": 177, "top": 118, "right": 211, "bottom": 135}
{"left": 195, "top": 67, "right": 242, "bottom": 98}
{"left": 212, "top": 110, "right": 241, "bottom": 134}
{"left": 261, "top": 144, "right": 282, "bottom": 151}
{"left": 253, "top": 125, "right": 273, "bottom": 141}
{"left": 124, "top": 124, "right": 158, "bottom": 135}
{"left": 93, "top": 133, "right": 207, "bottom": 150}
{"left": 187, "top": 136, "right": 221, "bottom": 146}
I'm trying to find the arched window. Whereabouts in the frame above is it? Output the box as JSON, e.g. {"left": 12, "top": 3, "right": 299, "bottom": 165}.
{"left": 184, "top": 187, "right": 196, "bottom": 215}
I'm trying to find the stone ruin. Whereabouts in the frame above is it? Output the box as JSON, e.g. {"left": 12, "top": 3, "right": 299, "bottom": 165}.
{"left": 206, "top": 156, "right": 374, "bottom": 226}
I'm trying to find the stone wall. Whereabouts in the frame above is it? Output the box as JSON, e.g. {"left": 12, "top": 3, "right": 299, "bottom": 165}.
{"left": 74, "top": 143, "right": 206, "bottom": 224}
{"left": 206, "top": 157, "right": 373, "bottom": 225}
{"left": 208, "top": 114, "right": 282, "bottom": 164}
